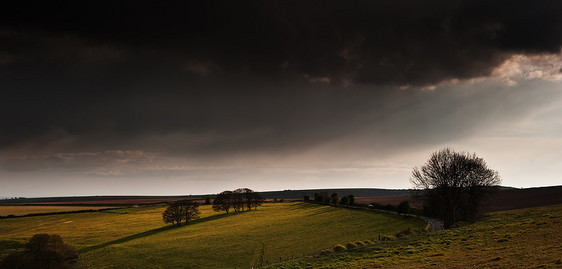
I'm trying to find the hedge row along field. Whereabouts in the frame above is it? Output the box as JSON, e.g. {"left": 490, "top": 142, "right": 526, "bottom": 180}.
{"left": 0, "top": 202, "right": 425, "bottom": 268}
{"left": 266, "top": 204, "right": 562, "bottom": 268}
{"left": 0, "top": 205, "right": 116, "bottom": 217}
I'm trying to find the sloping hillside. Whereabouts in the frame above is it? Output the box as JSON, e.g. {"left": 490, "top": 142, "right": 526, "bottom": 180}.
{"left": 266, "top": 203, "right": 562, "bottom": 268}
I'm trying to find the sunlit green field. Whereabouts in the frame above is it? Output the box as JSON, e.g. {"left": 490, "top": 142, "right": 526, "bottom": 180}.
{"left": 0, "top": 206, "right": 116, "bottom": 217}
{"left": 0, "top": 202, "right": 425, "bottom": 268}
{"left": 267, "top": 204, "right": 562, "bottom": 268}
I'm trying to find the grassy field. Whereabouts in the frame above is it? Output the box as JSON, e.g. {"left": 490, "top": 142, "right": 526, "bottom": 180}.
{"left": 0, "top": 202, "right": 425, "bottom": 268}
{"left": 0, "top": 205, "right": 116, "bottom": 217}
{"left": 266, "top": 204, "right": 562, "bottom": 268}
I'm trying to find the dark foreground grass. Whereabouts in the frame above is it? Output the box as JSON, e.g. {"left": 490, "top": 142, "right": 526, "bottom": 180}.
{"left": 0, "top": 202, "right": 425, "bottom": 268}
{"left": 265, "top": 204, "right": 562, "bottom": 268}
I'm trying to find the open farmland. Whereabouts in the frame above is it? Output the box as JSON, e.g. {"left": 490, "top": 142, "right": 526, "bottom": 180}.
{"left": 0, "top": 206, "right": 116, "bottom": 217}
{"left": 0, "top": 202, "right": 425, "bottom": 268}
{"left": 267, "top": 204, "right": 562, "bottom": 268}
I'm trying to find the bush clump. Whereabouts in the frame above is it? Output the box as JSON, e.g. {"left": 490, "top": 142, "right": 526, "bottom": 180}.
{"left": 345, "top": 242, "right": 358, "bottom": 249}
{"left": 380, "top": 235, "right": 394, "bottom": 241}
{"left": 395, "top": 227, "right": 414, "bottom": 237}
{"left": 355, "top": 241, "right": 366, "bottom": 246}
{"left": 0, "top": 234, "right": 78, "bottom": 269}
{"left": 333, "top": 244, "right": 347, "bottom": 252}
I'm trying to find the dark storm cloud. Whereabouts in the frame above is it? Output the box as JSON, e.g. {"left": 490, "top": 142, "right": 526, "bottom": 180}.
{"left": 3, "top": 1, "right": 561, "bottom": 82}
{"left": 0, "top": 0, "right": 561, "bottom": 155}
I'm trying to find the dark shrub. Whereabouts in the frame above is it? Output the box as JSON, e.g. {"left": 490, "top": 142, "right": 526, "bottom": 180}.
{"left": 347, "top": 195, "right": 355, "bottom": 205}
{"left": 355, "top": 241, "right": 366, "bottom": 246}
{"left": 380, "top": 235, "right": 394, "bottom": 241}
{"left": 384, "top": 204, "right": 396, "bottom": 211}
{"left": 333, "top": 244, "right": 346, "bottom": 252}
{"left": 397, "top": 201, "right": 410, "bottom": 214}
{"left": 1, "top": 234, "right": 78, "bottom": 269}
{"left": 395, "top": 227, "right": 414, "bottom": 237}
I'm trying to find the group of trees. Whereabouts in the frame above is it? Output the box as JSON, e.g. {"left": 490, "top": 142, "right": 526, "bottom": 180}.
{"left": 162, "top": 200, "right": 201, "bottom": 226}
{"left": 411, "top": 148, "right": 501, "bottom": 228}
{"left": 213, "top": 188, "right": 264, "bottom": 214}
{"left": 164, "top": 149, "right": 497, "bottom": 230}
{"left": 0, "top": 234, "right": 78, "bottom": 269}
{"left": 162, "top": 188, "right": 264, "bottom": 225}
{"left": 312, "top": 192, "right": 355, "bottom": 206}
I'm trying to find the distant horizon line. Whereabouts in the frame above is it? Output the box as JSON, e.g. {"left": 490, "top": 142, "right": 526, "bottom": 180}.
{"left": 3, "top": 185, "right": 561, "bottom": 200}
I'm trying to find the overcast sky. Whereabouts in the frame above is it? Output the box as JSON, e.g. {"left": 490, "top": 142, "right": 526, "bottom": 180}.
{"left": 1, "top": 1, "right": 561, "bottom": 197}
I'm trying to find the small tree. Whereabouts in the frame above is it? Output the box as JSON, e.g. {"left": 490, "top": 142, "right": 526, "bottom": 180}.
{"left": 177, "top": 200, "right": 200, "bottom": 224}
{"left": 321, "top": 193, "right": 331, "bottom": 205}
{"left": 232, "top": 188, "right": 246, "bottom": 212}
{"left": 213, "top": 191, "right": 233, "bottom": 214}
{"left": 313, "top": 193, "right": 321, "bottom": 202}
{"left": 303, "top": 195, "right": 310, "bottom": 201}
{"left": 347, "top": 194, "right": 355, "bottom": 206}
{"left": 204, "top": 197, "right": 211, "bottom": 205}
{"left": 254, "top": 194, "right": 265, "bottom": 210}
{"left": 339, "top": 196, "right": 349, "bottom": 206}
{"left": 397, "top": 201, "right": 410, "bottom": 215}
{"left": 245, "top": 190, "right": 264, "bottom": 210}
{"left": 163, "top": 202, "right": 185, "bottom": 225}
{"left": 411, "top": 148, "right": 501, "bottom": 228}
{"left": 330, "top": 193, "right": 339, "bottom": 205}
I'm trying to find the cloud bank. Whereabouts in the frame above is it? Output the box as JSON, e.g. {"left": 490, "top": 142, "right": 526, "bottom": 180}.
{"left": 1, "top": 1, "right": 561, "bottom": 195}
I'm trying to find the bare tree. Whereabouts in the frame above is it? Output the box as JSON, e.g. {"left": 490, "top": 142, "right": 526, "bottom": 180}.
{"left": 411, "top": 148, "right": 501, "bottom": 228}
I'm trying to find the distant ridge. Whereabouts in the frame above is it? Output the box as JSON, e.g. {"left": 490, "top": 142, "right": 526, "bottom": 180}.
{"left": 0, "top": 186, "right": 535, "bottom": 205}
{"left": 258, "top": 188, "right": 412, "bottom": 199}
{"left": 0, "top": 188, "right": 412, "bottom": 204}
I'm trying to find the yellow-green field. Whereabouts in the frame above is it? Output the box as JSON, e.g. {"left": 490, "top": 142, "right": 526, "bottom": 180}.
{"left": 267, "top": 204, "right": 562, "bottom": 268}
{"left": 0, "top": 206, "right": 116, "bottom": 217}
{"left": 0, "top": 202, "right": 425, "bottom": 268}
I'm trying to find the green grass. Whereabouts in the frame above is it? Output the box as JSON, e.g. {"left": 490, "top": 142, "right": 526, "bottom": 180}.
{"left": 0, "top": 202, "right": 425, "bottom": 268}
{"left": 0, "top": 205, "right": 116, "bottom": 216}
{"left": 266, "top": 204, "right": 562, "bottom": 268}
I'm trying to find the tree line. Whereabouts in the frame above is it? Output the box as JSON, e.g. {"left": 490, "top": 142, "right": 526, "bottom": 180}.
{"left": 307, "top": 192, "right": 355, "bottom": 206}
